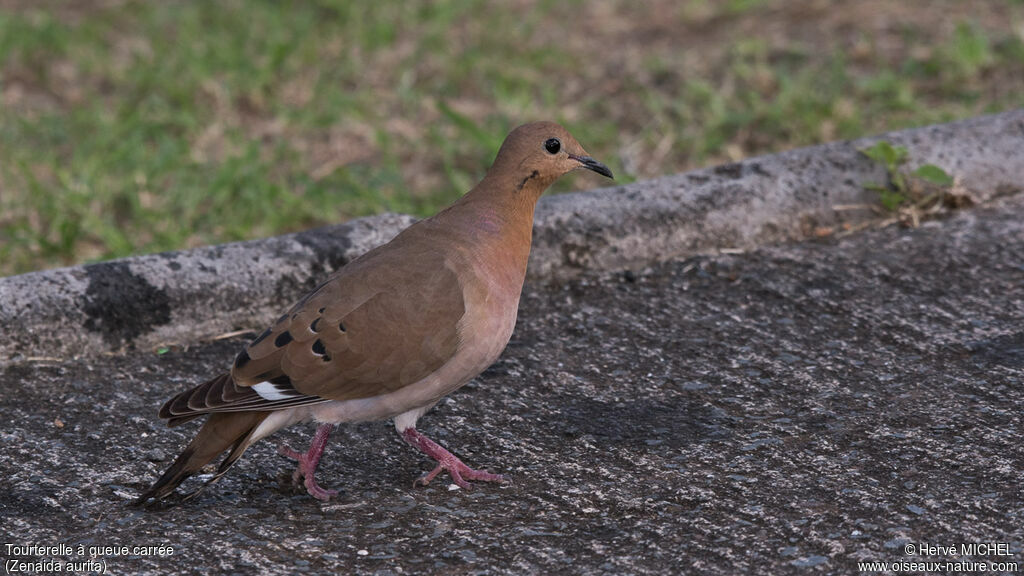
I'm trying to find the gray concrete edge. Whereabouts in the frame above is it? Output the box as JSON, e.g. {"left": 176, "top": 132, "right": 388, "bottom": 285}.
{"left": 2, "top": 109, "right": 1022, "bottom": 364}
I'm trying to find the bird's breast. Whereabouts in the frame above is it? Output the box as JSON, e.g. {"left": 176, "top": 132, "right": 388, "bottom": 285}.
{"left": 452, "top": 254, "right": 523, "bottom": 380}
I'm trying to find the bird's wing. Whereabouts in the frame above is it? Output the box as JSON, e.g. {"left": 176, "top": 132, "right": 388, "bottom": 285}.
{"left": 231, "top": 242, "right": 465, "bottom": 401}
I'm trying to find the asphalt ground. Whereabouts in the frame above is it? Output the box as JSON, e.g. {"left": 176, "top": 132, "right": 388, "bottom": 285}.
{"left": 2, "top": 193, "right": 1022, "bottom": 575}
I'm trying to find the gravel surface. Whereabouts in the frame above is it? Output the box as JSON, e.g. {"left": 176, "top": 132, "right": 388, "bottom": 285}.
{"left": 2, "top": 194, "right": 1023, "bottom": 575}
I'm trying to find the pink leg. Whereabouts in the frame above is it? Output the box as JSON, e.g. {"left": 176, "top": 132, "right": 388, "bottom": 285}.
{"left": 279, "top": 423, "right": 338, "bottom": 501}
{"left": 400, "top": 427, "right": 505, "bottom": 489}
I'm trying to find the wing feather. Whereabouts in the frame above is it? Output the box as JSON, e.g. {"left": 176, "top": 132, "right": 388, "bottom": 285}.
{"left": 231, "top": 242, "right": 465, "bottom": 402}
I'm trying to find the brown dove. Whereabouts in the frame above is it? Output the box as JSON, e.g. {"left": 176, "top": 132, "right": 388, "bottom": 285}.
{"left": 134, "top": 121, "right": 613, "bottom": 504}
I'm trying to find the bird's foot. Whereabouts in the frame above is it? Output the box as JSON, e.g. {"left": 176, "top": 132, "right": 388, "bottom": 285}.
{"left": 278, "top": 423, "right": 338, "bottom": 501}
{"left": 415, "top": 459, "right": 505, "bottom": 490}
{"left": 400, "top": 427, "right": 505, "bottom": 490}
{"left": 278, "top": 445, "right": 339, "bottom": 500}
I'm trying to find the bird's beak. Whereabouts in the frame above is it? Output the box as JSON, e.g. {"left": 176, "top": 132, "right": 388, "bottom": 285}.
{"left": 569, "top": 154, "right": 614, "bottom": 179}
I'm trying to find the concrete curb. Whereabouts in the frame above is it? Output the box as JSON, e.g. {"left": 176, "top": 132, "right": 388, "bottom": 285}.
{"left": 1, "top": 109, "right": 1022, "bottom": 363}
{"left": 531, "top": 108, "right": 1024, "bottom": 278}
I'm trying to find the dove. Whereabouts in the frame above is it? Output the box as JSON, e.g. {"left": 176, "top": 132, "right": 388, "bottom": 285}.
{"left": 134, "top": 121, "right": 613, "bottom": 504}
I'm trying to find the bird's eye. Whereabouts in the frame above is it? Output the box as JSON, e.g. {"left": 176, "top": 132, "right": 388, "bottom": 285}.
{"left": 544, "top": 138, "right": 561, "bottom": 154}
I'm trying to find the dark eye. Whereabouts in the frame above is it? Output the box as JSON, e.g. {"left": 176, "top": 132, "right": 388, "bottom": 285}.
{"left": 544, "top": 138, "right": 561, "bottom": 154}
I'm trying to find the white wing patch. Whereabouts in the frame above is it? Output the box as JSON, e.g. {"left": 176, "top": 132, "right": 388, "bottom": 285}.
{"left": 253, "top": 381, "right": 295, "bottom": 401}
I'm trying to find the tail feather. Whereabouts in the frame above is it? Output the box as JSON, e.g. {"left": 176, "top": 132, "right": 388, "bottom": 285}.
{"left": 160, "top": 372, "right": 326, "bottom": 426}
{"left": 137, "top": 370, "right": 325, "bottom": 505}
{"left": 133, "top": 411, "right": 269, "bottom": 506}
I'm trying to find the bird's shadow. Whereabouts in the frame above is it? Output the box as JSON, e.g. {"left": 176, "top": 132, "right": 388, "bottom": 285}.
{"left": 545, "top": 394, "right": 733, "bottom": 450}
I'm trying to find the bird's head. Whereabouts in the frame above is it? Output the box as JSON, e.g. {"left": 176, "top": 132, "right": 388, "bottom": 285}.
{"left": 488, "top": 121, "right": 613, "bottom": 195}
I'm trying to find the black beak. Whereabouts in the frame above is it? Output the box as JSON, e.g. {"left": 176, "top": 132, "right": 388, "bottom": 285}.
{"left": 569, "top": 154, "right": 614, "bottom": 179}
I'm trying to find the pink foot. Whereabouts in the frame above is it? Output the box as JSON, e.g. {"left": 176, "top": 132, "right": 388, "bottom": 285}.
{"left": 400, "top": 427, "right": 505, "bottom": 490}
{"left": 279, "top": 423, "right": 338, "bottom": 500}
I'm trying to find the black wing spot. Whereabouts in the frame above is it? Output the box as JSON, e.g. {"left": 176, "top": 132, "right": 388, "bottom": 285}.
{"left": 322, "top": 353, "right": 332, "bottom": 362}
{"left": 252, "top": 327, "right": 272, "bottom": 346}
{"left": 310, "top": 317, "right": 321, "bottom": 332}
{"left": 233, "top": 350, "right": 251, "bottom": 369}
{"left": 274, "top": 331, "right": 293, "bottom": 347}
{"left": 338, "top": 321, "right": 346, "bottom": 333}
{"left": 312, "top": 339, "right": 326, "bottom": 355}
{"left": 269, "top": 374, "right": 292, "bottom": 386}
{"left": 318, "top": 307, "right": 326, "bottom": 314}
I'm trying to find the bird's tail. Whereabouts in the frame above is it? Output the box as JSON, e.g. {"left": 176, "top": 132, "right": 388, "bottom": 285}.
{"left": 133, "top": 410, "right": 270, "bottom": 506}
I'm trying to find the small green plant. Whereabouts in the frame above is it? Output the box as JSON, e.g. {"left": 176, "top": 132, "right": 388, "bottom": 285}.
{"left": 862, "top": 141, "right": 910, "bottom": 211}
{"left": 861, "top": 140, "right": 954, "bottom": 211}
{"left": 860, "top": 140, "right": 964, "bottom": 226}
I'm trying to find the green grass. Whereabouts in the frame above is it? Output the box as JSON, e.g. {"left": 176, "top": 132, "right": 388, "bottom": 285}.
{"left": 1, "top": 0, "right": 1023, "bottom": 275}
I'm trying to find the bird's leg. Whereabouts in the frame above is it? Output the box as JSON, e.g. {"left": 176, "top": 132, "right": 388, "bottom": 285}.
{"left": 400, "top": 427, "right": 505, "bottom": 489}
{"left": 278, "top": 423, "right": 338, "bottom": 500}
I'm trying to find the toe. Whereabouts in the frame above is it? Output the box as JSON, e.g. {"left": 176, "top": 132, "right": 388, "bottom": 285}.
{"left": 448, "top": 467, "right": 473, "bottom": 490}
{"left": 465, "top": 469, "right": 505, "bottom": 483}
{"left": 413, "top": 464, "right": 444, "bottom": 487}
{"left": 305, "top": 478, "right": 338, "bottom": 501}
{"left": 309, "top": 488, "right": 337, "bottom": 501}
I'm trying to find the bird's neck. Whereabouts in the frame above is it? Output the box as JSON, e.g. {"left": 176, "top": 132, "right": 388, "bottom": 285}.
{"left": 438, "top": 171, "right": 551, "bottom": 281}
{"left": 459, "top": 170, "right": 550, "bottom": 237}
